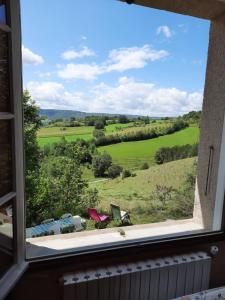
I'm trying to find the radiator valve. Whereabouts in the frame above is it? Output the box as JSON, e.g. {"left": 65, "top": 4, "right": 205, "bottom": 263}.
{"left": 210, "top": 245, "right": 219, "bottom": 256}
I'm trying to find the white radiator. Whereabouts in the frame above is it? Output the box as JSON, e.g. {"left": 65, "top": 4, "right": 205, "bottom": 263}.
{"left": 62, "top": 252, "right": 211, "bottom": 300}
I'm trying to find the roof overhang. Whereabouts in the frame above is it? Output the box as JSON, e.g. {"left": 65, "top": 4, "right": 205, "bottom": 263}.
{"left": 120, "top": 0, "right": 225, "bottom": 20}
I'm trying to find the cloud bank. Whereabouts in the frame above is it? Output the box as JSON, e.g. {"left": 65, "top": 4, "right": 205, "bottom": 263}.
{"left": 57, "top": 45, "right": 169, "bottom": 80}
{"left": 26, "top": 77, "right": 202, "bottom": 117}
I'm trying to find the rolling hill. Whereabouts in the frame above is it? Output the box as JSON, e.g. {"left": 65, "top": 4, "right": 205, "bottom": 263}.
{"left": 39, "top": 108, "right": 146, "bottom": 120}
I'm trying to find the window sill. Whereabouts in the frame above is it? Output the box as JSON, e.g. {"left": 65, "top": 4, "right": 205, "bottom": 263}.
{"left": 26, "top": 218, "right": 205, "bottom": 260}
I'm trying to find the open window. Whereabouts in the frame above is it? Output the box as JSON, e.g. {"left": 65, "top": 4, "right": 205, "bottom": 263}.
{"left": 0, "top": 0, "right": 27, "bottom": 298}
{"left": 19, "top": 0, "right": 225, "bottom": 259}
{"left": 1, "top": 1, "right": 225, "bottom": 297}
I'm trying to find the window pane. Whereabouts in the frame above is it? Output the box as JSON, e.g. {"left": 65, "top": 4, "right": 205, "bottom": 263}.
{"left": 0, "top": 4, "right": 6, "bottom": 24}
{"left": 0, "top": 121, "right": 13, "bottom": 197}
{"left": 22, "top": 1, "right": 225, "bottom": 258}
{"left": 0, "top": 199, "right": 14, "bottom": 279}
{"left": 0, "top": 201, "right": 13, "bottom": 239}
{"left": 0, "top": 29, "right": 10, "bottom": 112}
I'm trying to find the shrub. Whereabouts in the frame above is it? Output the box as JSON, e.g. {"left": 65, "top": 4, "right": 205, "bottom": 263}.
{"left": 108, "top": 165, "right": 123, "bottom": 179}
{"left": 118, "top": 115, "right": 129, "bottom": 124}
{"left": 72, "top": 121, "right": 81, "bottom": 127}
{"left": 155, "top": 143, "right": 198, "bottom": 164}
{"left": 93, "top": 129, "right": 105, "bottom": 139}
{"left": 95, "top": 120, "right": 105, "bottom": 130}
{"left": 140, "top": 162, "right": 149, "bottom": 170}
{"left": 122, "top": 169, "right": 132, "bottom": 179}
{"left": 148, "top": 164, "right": 196, "bottom": 220}
{"left": 94, "top": 121, "right": 189, "bottom": 147}
{"left": 92, "top": 152, "right": 112, "bottom": 177}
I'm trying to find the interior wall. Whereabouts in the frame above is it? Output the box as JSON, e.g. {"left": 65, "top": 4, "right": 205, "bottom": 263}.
{"left": 10, "top": 239, "right": 225, "bottom": 300}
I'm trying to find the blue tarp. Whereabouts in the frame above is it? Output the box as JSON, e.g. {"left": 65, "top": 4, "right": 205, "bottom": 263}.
{"left": 26, "top": 217, "right": 74, "bottom": 238}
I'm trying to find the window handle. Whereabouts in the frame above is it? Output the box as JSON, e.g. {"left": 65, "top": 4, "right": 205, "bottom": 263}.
{"left": 205, "top": 146, "right": 214, "bottom": 196}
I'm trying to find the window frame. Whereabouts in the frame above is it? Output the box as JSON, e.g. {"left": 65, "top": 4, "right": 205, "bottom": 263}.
{"left": 24, "top": 5, "right": 225, "bottom": 262}
{"left": 0, "top": 1, "right": 28, "bottom": 299}
{"left": 1, "top": 1, "right": 225, "bottom": 294}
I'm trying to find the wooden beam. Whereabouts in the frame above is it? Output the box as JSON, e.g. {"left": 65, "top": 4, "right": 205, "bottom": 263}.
{"left": 120, "top": 0, "right": 225, "bottom": 20}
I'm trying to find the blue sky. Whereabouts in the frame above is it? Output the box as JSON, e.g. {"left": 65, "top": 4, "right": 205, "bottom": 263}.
{"left": 21, "top": 0, "right": 209, "bottom": 116}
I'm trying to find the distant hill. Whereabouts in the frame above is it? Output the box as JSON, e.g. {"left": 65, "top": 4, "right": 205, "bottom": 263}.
{"left": 39, "top": 109, "right": 148, "bottom": 120}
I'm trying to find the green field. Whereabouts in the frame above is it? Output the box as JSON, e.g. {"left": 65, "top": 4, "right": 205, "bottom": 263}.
{"left": 98, "top": 127, "right": 199, "bottom": 170}
{"left": 37, "top": 123, "right": 135, "bottom": 146}
{"left": 85, "top": 157, "right": 196, "bottom": 228}
{"left": 37, "top": 122, "right": 168, "bottom": 147}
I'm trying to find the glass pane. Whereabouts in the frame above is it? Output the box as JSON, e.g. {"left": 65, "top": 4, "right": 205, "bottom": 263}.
{"left": 0, "top": 201, "right": 13, "bottom": 239}
{"left": 0, "top": 199, "right": 14, "bottom": 279}
{"left": 0, "top": 4, "right": 6, "bottom": 24}
{"left": 0, "top": 29, "right": 10, "bottom": 112}
{"left": 0, "top": 121, "right": 13, "bottom": 197}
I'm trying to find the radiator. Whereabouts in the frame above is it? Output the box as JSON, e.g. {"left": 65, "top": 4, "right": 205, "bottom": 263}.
{"left": 62, "top": 252, "right": 211, "bottom": 300}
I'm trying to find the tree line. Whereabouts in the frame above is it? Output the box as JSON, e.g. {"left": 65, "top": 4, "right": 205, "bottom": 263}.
{"left": 94, "top": 120, "right": 189, "bottom": 147}
{"left": 155, "top": 143, "right": 198, "bottom": 164}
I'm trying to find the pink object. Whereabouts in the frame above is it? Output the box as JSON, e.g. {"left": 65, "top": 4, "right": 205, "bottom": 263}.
{"left": 87, "top": 208, "right": 110, "bottom": 223}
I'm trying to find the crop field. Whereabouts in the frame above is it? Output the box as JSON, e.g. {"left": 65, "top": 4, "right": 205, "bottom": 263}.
{"left": 98, "top": 127, "right": 199, "bottom": 170}
{"left": 86, "top": 157, "right": 196, "bottom": 228}
{"left": 37, "top": 121, "right": 167, "bottom": 146}
{"left": 37, "top": 123, "right": 134, "bottom": 146}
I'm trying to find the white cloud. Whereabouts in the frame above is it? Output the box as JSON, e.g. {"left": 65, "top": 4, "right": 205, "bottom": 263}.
{"left": 61, "top": 46, "right": 95, "bottom": 60}
{"left": 57, "top": 63, "right": 103, "bottom": 80}
{"left": 22, "top": 45, "right": 44, "bottom": 65}
{"left": 26, "top": 81, "right": 86, "bottom": 110}
{"left": 26, "top": 78, "right": 203, "bottom": 117}
{"left": 156, "top": 25, "right": 173, "bottom": 38}
{"left": 58, "top": 45, "right": 169, "bottom": 80}
{"left": 38, "top": 72, "right": 53, "bottom": 78}
{"left": 106, "top": 45, "right": 169, "bottom": 72}
{"left": 81, "top": 36, "right": 87, "bottom": 40}
{"left": 89, "top": 77, "right": 202, "bottom": 116}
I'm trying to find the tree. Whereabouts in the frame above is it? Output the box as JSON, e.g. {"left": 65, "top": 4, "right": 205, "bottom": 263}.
{"left": 23, "top": 90, "right": 41, "bottom": 172}
{"left": 23, "top": 90, "right": 42, "bottom": 226}
{"left": 93, "top": 129, "right": 105, "bottom": 139}
{"left": 118, "top": 115, "right": 129, "bottom": 124}
{"left": 95, "top": 120, "right": 105, "bottom": 130}
{"left": 92, "top": 152, "right": 112, "bottom": 177}
{"left": 32, "top": 147, "right": 98, "bottom": 224}
{"left": 65, "top": 141, "right": 93, "bottom": 164}
{"left": 108, "top": 165, "right": 123, "bottom": 179}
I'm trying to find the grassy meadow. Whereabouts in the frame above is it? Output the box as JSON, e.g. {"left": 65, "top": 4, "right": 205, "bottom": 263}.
{"left": 85, "top": 157, "right": 196, "bottom": 229}
{"left": 98, "top": 127, "right": 199, "bottom": 170}
{"left": 37, "top": 121, "right": 169, "bottom": 147}
{"left": 37, "top": 123, "right": 135, "bottom": 146}
{"left": 36, "top": 118, "right": 199, "bottom": 230}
